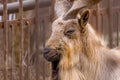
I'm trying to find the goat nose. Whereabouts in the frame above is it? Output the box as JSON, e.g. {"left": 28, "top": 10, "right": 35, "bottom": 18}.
{"left": 43, "top": 48, "right": 50, "bottom": 54}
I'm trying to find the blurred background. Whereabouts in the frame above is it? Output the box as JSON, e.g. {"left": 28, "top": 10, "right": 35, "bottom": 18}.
{"left": 0, "top": 0, "right": 119, "bottom": 80}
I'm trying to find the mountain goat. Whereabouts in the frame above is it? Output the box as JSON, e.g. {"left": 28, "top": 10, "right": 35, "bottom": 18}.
{"left": 43, "top": 0, "right": 120, "bottom": 80}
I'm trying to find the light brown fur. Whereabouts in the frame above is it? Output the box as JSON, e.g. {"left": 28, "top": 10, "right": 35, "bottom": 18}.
{"left": 46, "top": 18, "right": 120, "bottom": 80}
{"left": 45, "top": 0, "right": 120, "bottom": 80}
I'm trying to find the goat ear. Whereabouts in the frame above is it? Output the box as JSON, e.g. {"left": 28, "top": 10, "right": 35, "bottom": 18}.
{"left": 78, "top": 10, "right": 89, "bottom": 27}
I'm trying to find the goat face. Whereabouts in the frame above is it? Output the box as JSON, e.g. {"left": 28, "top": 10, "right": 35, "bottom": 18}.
{"left": 43, "top": 10, "right": 89, "bottom": 63}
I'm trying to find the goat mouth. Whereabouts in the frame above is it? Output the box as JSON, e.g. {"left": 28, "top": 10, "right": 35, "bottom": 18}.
{"left": 43, "top": 49, "right": 61, "bottom": 79}
{"left": 44, "top": 52, "right": 61, "bottom": 62}
{"left": 52, "top": 60, "right": 59, "bottom": 80}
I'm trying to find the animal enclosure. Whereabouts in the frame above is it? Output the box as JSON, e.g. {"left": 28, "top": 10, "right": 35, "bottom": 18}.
{"left": 0, "top": 0, "right": 119, "bottom": 80}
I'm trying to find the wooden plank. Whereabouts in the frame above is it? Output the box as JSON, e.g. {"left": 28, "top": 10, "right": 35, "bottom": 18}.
{"left": 117, "top": 12, "right": 119, "bottom": 46}
{"left": 35, "top": 0, "right": 39, "bottom": 80}
{"left": 3, "top": 0, "right": 8, "bottom": 80}
{"left": 19, "top": 0, "right": 23, "bottom": 80}
{"left": 108, "top": 0, "right": 113, "bottom": 48}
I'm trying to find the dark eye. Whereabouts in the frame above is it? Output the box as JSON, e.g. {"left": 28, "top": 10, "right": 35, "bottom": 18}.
{"left": 66, "top": 29, "right": 75, "bottom": 34}
{"left": 64, "top": 27, "right": 75, "bottom": 38}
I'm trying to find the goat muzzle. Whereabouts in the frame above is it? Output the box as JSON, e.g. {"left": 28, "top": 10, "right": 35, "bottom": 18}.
{"left": 43, "top": 48, "right": 61, "bottom": 62}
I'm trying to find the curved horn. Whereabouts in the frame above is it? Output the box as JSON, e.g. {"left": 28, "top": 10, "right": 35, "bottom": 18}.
{"left": 63, "top": 0, "right": 101, "bottom": 20}
{"left": 54, "top": 0, "right": 73, "bottom": 18}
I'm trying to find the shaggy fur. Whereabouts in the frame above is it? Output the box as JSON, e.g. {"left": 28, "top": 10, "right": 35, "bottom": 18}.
{"left": 46, "top": 18, "right": 120, "bottom": 80}
{"left": 44, "top": 0, "right": 120, "bottom": 80}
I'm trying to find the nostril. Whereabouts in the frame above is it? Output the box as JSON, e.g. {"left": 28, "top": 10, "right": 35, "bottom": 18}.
{"left": 43, "top": 48, "right": 50, "bottom": 54}
{"left": 57, "top": 46, "right": 62, "bottom": 50}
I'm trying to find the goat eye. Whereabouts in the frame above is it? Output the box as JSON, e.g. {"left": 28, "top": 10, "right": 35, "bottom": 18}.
{"left": 64, "top": 27, "right": 75, "bottom": 37}
{"left": 66, "top": 29, "right": 75, "bottom": 34}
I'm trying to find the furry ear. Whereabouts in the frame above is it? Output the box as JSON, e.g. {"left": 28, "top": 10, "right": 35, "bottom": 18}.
{"left": 78, "top": 10, "right": 89, "bottom": 28}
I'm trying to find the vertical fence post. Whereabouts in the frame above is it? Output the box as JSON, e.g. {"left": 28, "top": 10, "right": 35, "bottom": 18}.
{"left": 26, "top": 21, "right": 30, "bottom": 80}
{"left": 116, "top": 12, "right": 119, "bottom": 46}
{"left": 11, "top": 23, "right": 14, "bottom": 80}
{"left": 35, "top": 0, "right": 39, "bottom": 80}
{"left": 51, "top": 0, "right": 55, "bottom": 21}
{"left": 96, "top": 4, "right": 100, "bottom": 31}
{"left": 42, "top": 20, "right": 46, "bottom": 80}
{"left": 19, "top": 0, "right": 23, "bottom": 80}
{"left": 108, "top": 0, "right": 113, "bottom": 48}
{"left": 3, "top": 0, "right": 8, "bottom": 80}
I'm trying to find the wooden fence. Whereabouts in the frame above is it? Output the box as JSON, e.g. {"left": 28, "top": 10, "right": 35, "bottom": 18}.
{"left": 0, "top": 0, "right": 119, "bottom": 80}
{"left": 90, "top": 0, "right": 120, "bottom": 47}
